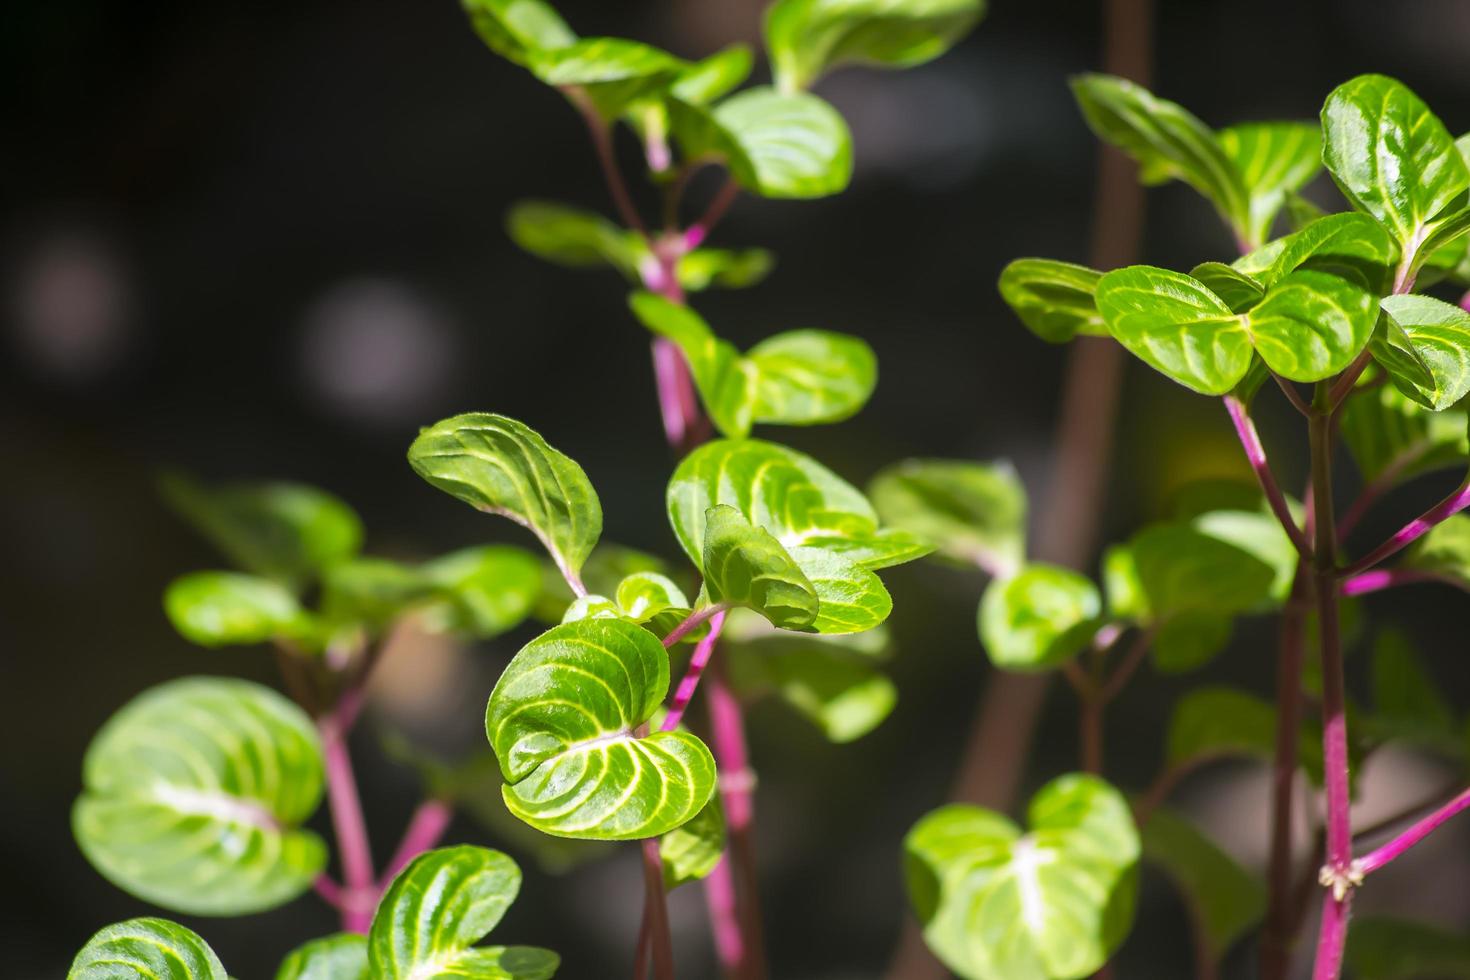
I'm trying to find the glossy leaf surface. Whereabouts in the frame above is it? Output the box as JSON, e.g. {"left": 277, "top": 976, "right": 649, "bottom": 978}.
{"left": 702, "top": 504, "right": 819, "bottom": 629}
{"left": 1218, "top": 121, "right": 1322, "bottom": 246}
{"left": 462, "top": 0, "right": 575, "bottom": 67}
{"left": 979, "top": 564, "right": 1101, "bottom": 671}
{"left": 746, "top": 329, "right": 877, "bottom": 426}
{"left": 997, "top": 258, "right": 1107, "bottom": 343}
{"left": 70, "top": 918, "right": 227, "bottom": 980}
{"left": 276, "top": 934, "right": 368, "bottom": 980}
{"left": 1378, "top": 294, "right": 1470, "bottom": 410}
{"left": 709, "top": 87, "right": 854, "bottom": 199}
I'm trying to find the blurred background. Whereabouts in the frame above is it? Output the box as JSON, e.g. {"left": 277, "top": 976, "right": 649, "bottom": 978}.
{"left": 6, "top": 0, "right": 1470, "bottom": 976}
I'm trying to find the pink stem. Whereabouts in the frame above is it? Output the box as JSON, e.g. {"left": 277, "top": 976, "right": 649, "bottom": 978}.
{"left": 1358, "top": 786, "right": 1470, "bottom": 876}
{"left": 379, "top": 798, "right": 453, "bottom": 887}
{"left": 1340, "top": 480, "right": 1470, "bottom": 577}
{"left": 577, "top": 98, "right": 646, "bottom": 238}
{"left": 702, "top": 856, "right": 745, "bottom": 970}
{"left": 652, "top": 339, "right": 691, "bottom": 451}
{"left": 661, "top": 604, "right": 726, "bottom": 649}
{"left": 1460, "top": 290, "right": 1470, "bottom": 314}
{"left": 320, "top": 715, "right": 376, "bottom": 933}
{"left": 1340, "top": 568, "right": 1448, "bottom": 597}
{"left": 708, "top": 667, "right": 766, "bottom": 978}
{"left": 661, "top": 611, "right": 727, "bottom": 732}
{"left": 1312, "top": 893, "right": 1354, "bottom": 980}
{"left": 313, "top": 874, "right": 344, "bottom": 909}
{"left": 1224, "top": 395, "right": 1312, "bottom": 557}
{"left": 684, "top": 180, "right": 739, "bottom": 251}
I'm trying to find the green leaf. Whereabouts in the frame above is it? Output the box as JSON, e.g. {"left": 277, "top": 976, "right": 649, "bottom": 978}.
{"left": 672, "top": 44, "right": 752, "bottom": 105}
{"left": 276, "top": 934, "right": 368, "bottom": 980}
{"left": 765, "top": 0, "right": 984, "bottom": 92}
{"left": 869, "top": 458, "right": 1026, "bottom": 572}
{"left": 1218, "top": 122, "right": 1322, "bottom": 246}
{"left": 661, "top": 796, "right": 725, "bottom": 890}
{"left": 1346, "top": 917, "right": 1470, "bottom": 980}
{"left": 686, "top": 87, "right": 854, "bottom": 199}
{"left": 486, "top": 619, "right": 717, "bottom": 839}
{"left": 320, "top": 557, "right": 436, "bottom": 631}
{"left": 997, "top": 258, "right": 1107, "bottom": 343}
{"left": 1340, "top": 382, "right": 1469, "bottom": 487}
{"left": 369, "top": 846, "right": 559, "bottom": 979}
{"left": 905, "top": 774, "right": 1140, "bottom": 980}
{"left": 1188, "top": 262, "right": 1263, "bottom": 313}
{"left": 1140, "top": 808, "right": 1264, "bottom": 964}
{"left": 164, "top": 571, "right": 311, "bottom": 647}
{"left": 533, "top": 544, "right": 673, "bottom": 622}
{"left": 1071, "top": 74, "right": 1248, "bottom": 238}
{"left": 1370, "top": 629, "right": 1456, "bottom": 749}
{"left": 1378, "top": 294, "right": 1470, "bottom": 410}
{"left": 727, "top": 635, "right": 897, "bottom": 741}
{"left": 505, "top": 200, "right": 640, "bottom": 279}
{"left": 979, "top": 563, "right": 1101, "bottom": 671}
{"left": 161, "top": 475, "right": 362, "bottom": 591}
{"left": 746, "top": 329, "right": 878, "bottom": 426}
{"left": 1261, "top": 212, "right": 1398, "bottom": 292}
{"left": 1153, "top": 612, "right": 1233, "bottom": 674}
{"left": 1096, "top": 265, "right": 1250, "bottom": 394}
{"left": 529, "top": 38, "right": 686, "bottom": 119}
{"left": 461, "top": 0, "right": 575, "bottom": 68}
{"left": 628, "top": 292, "right": 757, "bottom": 437}
{"left": 419, "top": 545, "right": 543, "bottom": 639}
{"left": 1322, "top": 75, "right": 1470, "bottom": 281}
{"left": 1165, "top": 686, "right": 1323, "bottom": 782}
{"left": 702, "top": 504, "right": 820, "bottom": 629}
{"left": 615, "top": 571, "right": 690, "bottom": 621}
{"left": 73, "top": 678, "right": 326, "bottom": 915}
{"left": 1403, "top": 513, "right": 1470, "bottom": 590}
{"left": 677, "top": 247, "right": 775, "bottom": 292}
{"left": 1128, "top": 523, "right": 1276, "bottom": 617}
{"left": 70, "top": 918, "right": 227, "bottom": 980}
{"left": 1191, "top": 508, "right": 1299, "bottom": 605}
{"left": 1370, "top": 306, "right": 1437, "bottom": 394}
{"left": 408, "top": 413, "right": 603, "bottom": 587}
{"left": 1242, "top": 269, "right": 1378, "bottom": 381}
{"left": 788, "top": 544, "right": 893, "bottom": 634}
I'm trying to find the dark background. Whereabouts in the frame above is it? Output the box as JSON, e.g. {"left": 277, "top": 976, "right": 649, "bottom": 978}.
{"left": 6, "top": 0, "right": 1470, "bottom": 976}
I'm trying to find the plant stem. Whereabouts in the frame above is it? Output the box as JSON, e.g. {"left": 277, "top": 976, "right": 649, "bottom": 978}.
{"left": 662, "top": 604, "right": 726, "bottom": 649}
{"left": 1079, "top": 697, "right": 1103, "bottom": 774}
{"left": 1308, "top": 388, "right": 1353, "bottom": 980}
{"left": 702, "top": 857, "right": 745, "bottom": 973}
{"left": 1340, "top": 567, "right": 1450, "bottom": 597}
{"left": 320, "top": 713, "right": 376, "bottom": 933}
{"left": 661, "top": 611, "right": 727, "bottom": 731}
{"left": 1224, "top": 395, "right": 1311, "bottom": 557}
{"left": 684, "top": 179, "right": 740, "bottom": 251}
{"left": 1338, "top": 478, "right": 1470, "bottom": 577}
{"left": 1261, "top": 578, "right": 1306, "bottom": 980}
{"left": 708, "top": 663, "right": 766, "bottom": 980}
{"left": 639, "top": 836, "right": 675, "bottom": 980}
{"left": 379, "top": 797, "right": 453, "bottom": 886}
{"left": 1358, "top": 786, "right": 1470, "bottom": 876}
{"left": 577, "top": 99, "right": 647, "bottom": 238}
{"left": 1461, "top": 289, "right": 1470, "bottom": 314}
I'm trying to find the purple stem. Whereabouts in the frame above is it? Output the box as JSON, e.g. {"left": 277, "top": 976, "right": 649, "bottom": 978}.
{"left": 1340, "top": 568, "right": 1448, "bottom": 597}
{"left": 640, "top": 837, "right": 675, "bottom": 980}
{"left": 313, "top": 874, "right": 343, "bottom": 909}
{"left": 1224, "top": 395, "right": 1312, "bottom": 557}
{"left": 708, "top": 667, "right": 766, "bottom": 979}
{"left": 1312, "top": 894, "right": 1353, "bottom": 980}
{"left": 661, "top": 604, "right": 726, "bottom": 649}
{"left": 379, "top": 798, "right": 453, "bottom": 887}
{"left": 1461, "top": 290, "right": 1470, "bottom": 314}
{"left": 661, "top": 611, "right": 727, "bottom": 732}
{"left": 702, "top": 856, "right": 745, "bottom": 970}
{"left": 320, "top": 715, "right": 376, "bottom": 933}
{"left": 1339, "top": 480, "right": 1470, "bottom": 578}
{"left": 683, "top": 180, "right": 739, "bottom": 252}
{"left": 1358, "top": 786, "right": 1470, "bottom": 876}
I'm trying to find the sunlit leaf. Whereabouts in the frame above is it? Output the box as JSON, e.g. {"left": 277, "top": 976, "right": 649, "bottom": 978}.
{"left": 746, "top": 329, "right": 878, "bottom": 426}
{"left": 702, "top": 504, "right": 819, "bottom": 629}
{"left": 1096, "top": 266, "right": 1250, "bottom": 394}
{"left": 408, "top": 413, "right": 603, "bottom": 587}
{"left": 276, "top": 933, "right": 368, "bottom": 980}
{"left": 1241, "top": 269, "right": 1378, "bottom": 382}
{"left": 1218, "top": 122, "right": 1322, "bottom": 247}
{"left": 70, "top": 918, "right": 227, "bottom": 980}
{"left": 661, "top": 796, "right": 725, "bottom": 890}
{"left": 1188, "top": 262, "right": 1263, "bottom": 313}
{"left": 164, "top": 571, "right": 312, "bottom": 648}
{"left": 677, "top": 247, "right": 775, "bottom": 291}
{"left": 369, "top": 846, "right": 559, "bottom": 979}
{"left": 486, "top": 619, "right": 716, "bottom": 839}
{"left": 1128, "top": 523, "right": 1276, "bottom": 617}
{"left": 979, "top": 563, "right": 1101, "bottom": 671}
{"left": 1260, "top": 212, "right": 1397, "bottom": 293}
{"left": 461, "top": 0, "right": 575, "bottom": 67}
{"left": 870, "top": 458, "right": 1026, "bottom": 572}
{"left": 765, "top": 0, "right": 983, "bottom": 92}
{"left": 1141, "top": 808, "right": 1264, "bottom": 965}
{"left": 530, "top": 37, "right": 686, "bottom": 119}
{"left": 73, "top": 678, "right": 326, "bottom": 915}
{"left": 997, "top": 258, "right": 1107, "bottom": 343}
{"left": 672, "top": 44, "right": 752, "bottom": 104}
{"left": 1377, "top": 294, "right": 1470, "bottom": 410}
{"left": 788, "top": 544, "right": 893, "bottom": 633}
{"left": 905, "top": 774, "right": 1140, "bottom": 980}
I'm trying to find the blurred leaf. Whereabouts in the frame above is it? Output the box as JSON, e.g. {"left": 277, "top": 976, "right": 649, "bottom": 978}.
{"left": 905, "top": 774, "right": 1139, "bottom": 980}
{"left": 672, "top": 44, "right": 752, "bottom": 104}
{"left": 1340, "top": 383, "right": 1469, "bottom": 487}
{"left": 1141, "top": 807, "right": 1265, "bottom": 964}
{"left": 1378, "top": 294, "right": 1470, "bottom": 410}
{"left": 661, "top": 796, "right": 725, "bottom": 890}
{"left": 678, "top": 247, "right": 775, "bottom": 291}
{"left": 1369, "top": 629, "right": 1456, "bottom": 750}
{"left": 529, "top": 37, "right": 686, "bottom": 119}
{"left": 461, "top": 0, "right": 575, "bottom": 68}
{"left": 728, "top": 633, "right": 897, "bottom": 740}
{"left": 1191, "top": 509, "right": 1298, "bottom": 605}
{"left": 505, "top": 200, "right": 640, "bottom": 277}
{"left": 369, "top": 846, "right": 558, "bottom": 979}
{"left": 979, "top": 564, "right": 1101, "bottom": 671}
{"left": 765, "top": 0, "right": 983, "bottom": 92}
{"left": 161, "top": 474, "right": 362, "bottom": 591}
{"left": 1129, "top": 523, "right": 1276, "bottom": 617}
{"left": 997, "top": 258, "right": 1107, "bottom": 343}
{"left": 486, "top": 619, "right": 716, "bottom": 839}
{"left": 73, "top": 678, "right": 326, "bottom": 915}
{"left": 869, "top": 458, "right": 1026, "bottom": 572}
{"left": 1403, "top": 514, "right": 1470, "bottom": 590}
{"left": 1166, "top": 686, "right": 1324, "bottom": 782}
{"left": 419, "top": 545, "right": 543, "bottom": 639}
{"left": 1218, "top": 121, "right": 1322, "bottom": 246}
{"left": 408, "top": 413, "right": 603, "bottom": 585}
{"left": 1322, "top": 75, "right": 1470, "bottom": 281}
{"left": 276, "top": 934, "right": 368, "bottom": 980}
{"left": 1153, "top": 612, "right": 1233, "bottom": 674}
{"left": 321, "top": 557, "right": 436, "bottom": 631}
{"left": 164, "top": 571, "right": 312, "bottom": 648}
{"left": 702, "top": 504, "right": 819, "bottom": 630}
{"left": 70, "top": 918, "right": 227, "bottom": 980}
{"left": 629, "top": 292, "right": 757, "bottom": 436}
{"left": 1346, "top": 917, "right": 1470, "bottom": 980}
{"left": 747, "top": 329, "right": 878, "bottom": 427}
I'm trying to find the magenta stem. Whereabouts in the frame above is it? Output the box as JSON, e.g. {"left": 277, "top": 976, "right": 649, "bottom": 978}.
{"left": 1339, "top": 479, "right": 1470, "bottom": 577}
{"left": 320, "top": 715, "right": 376, "bottom": 933}
{"left": 379, "top": 798, "right": 453, "bottom": 887}
{"left": 1224, "top": 395, "right": 1311, "bottom": 557}
{"left": 684, "top": 180, "right": 739, "bottom": 251}
{"left": 661, "top": 603, "right": 726, "bottom": 649}
{"left": 1460, "top": 290, "right": 1470, "bottom": 314}
{"left": 661, "top": 611, "right": 727, "bottom": 732}
{"left": 652, "top": 339, "right": 692, "bottom": 450}
{"left": 708, "top": 667, "right": 766, "bottom": 978}
{"left": 1340, "top": 568, "right": 1448, "bottom": 597}
{"left": 1359, "top": 786, "right": 1470, "bottom": 876}
{"left": 577, "top": 99, "right": 647, "bottom": 238}
{"left": 1312, "top": 893, "right": 1353, "bottom": 980}
{"left": 702, "top": 856, "right": 745, "bottom": 971}
{"left": 313, "top": 874, "right": 343, "bottom": 909}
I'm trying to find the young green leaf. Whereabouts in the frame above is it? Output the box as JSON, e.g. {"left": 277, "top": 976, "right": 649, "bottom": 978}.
{"left": 905, "top": 774, "right": 1140, "bottom": 980}
{"left": 70, "top": 918, "right": 227, "bottom": 980}
{"left": 369, "top": 846, "right": 559, "bottom": 979}
{"left": 461, "top": 0, "right": 575, "bottom": 68}
{"left": 746, "top": 329, "right": 878, "bottom": 426}
{"left": 702, "top": 504, "right": 820, "bottom": 629}
{"left": 672, "top": 44, "right": 753, "bottom": 105}
{"left": 678, "top": 87, "right": 854, "bottom": 199}
{"left": 997, "top": 258, "right": 1107, "bottom": 343}
{"left": 661, "top": 796, "right": 726, "bottom": 890}
{"left": 869, "top": 458, "right": 1026, "bottom": 573}
{"left": 529, "top": 37, "right": 686, "bottom": 119}
{"left": 788, "top": 544, "right": 894, "bottom": 633}
{"left": 677, "top": 246, "right": 775, "bottom": 291}
{"left": 161, "top": 475, "right": 362, "bottom": 591}
{"left": 73, "top": 677, "right": 326, "bottom": 915}
{"left": 628, "top": 292, "right": 757, "bottom": 436}
{"left": 1377, "top": 294, "right": 1470, "bottom": 410}
{"left": 1188, "top": 262, "right": 1263, "bottom": 313}
{"left": 1071, "top": 74, "right": 1249, "bottom": 239}
{"left": 1402, "top": 513, "right": 1470, "bottom": 590}
{"left": 1217, "top": 122, "right": 1322, "bottom": 247}
{"left": 1260, "top": 211, "right": 1397, "bottom": 291}
{"left": 615, "top": 571, "right": 690, "bottom": 622}
{"left": 727, "top": 636, "right": 897, "bottom": 741}
{"left": 764, "top": 0, "right": 984, "bottom": 93}
{"left": 1340, "top": 382, "right": 1469, "bottom": 487}
{"left": 1322, "top": 75, "right": 1470, "bottom": 282}
{"left": 1191, "top": 508, "right": 1298, "bottom": 604}
{"left": 978, "top": 563, "right": 1101, "bottom": 670}
{"left": 1141, "top": 807, "right": 1265, "bottom": 966}
{"left": 1345, "top": 917, "right": 1470, "bottom": 980}
{"left": 1096, "top": 265, "right": 1250, "bottom": 394}
{"left": 505, "top": 200, "right": 641, "bottom": 278}
{"left": 1244, "top": 269, "right": 1378, "bottom": 381}
{"left": 276, "top": 934, "right": 368, "bottom": 980}
{"left": 486, "top": 619, "right": 717, "bottom": 839}
{"left": 164, "top": 571, "right": 312, "bottom": 647}
{"left": 419, "top": 545, "right": 543, "bottom": 638}
{"left": 408, "top": 413, "right": 603, "bottom": 588}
